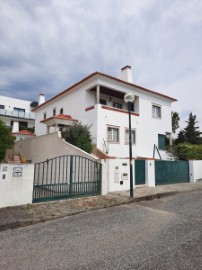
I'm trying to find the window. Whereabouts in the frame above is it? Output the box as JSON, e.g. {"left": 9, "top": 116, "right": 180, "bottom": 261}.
{"left": 14, "top": 107, "right": 25, "bottom": 113}
{"left": 100, "top": 99, "right": 107, "bottom": 105}
{"left": 125, "top": 129, "right": 136, "bottom": 144}
{"left": 13, "top": 107, "right": 25, "bottom": 117}
{"left": 0, "top": 104, "right": 5, "bottom": 109}
{"left": 113, "top": 102, "right": 122, "bottom": 109}
{"left": 107, "top": 126, "right": 119, "bottom": 142}
{"left": 44, "top": 112, "right": 47, "bottom": 120}
{"left": 158, "top": 134, "right": 166, "bottom": 150}
{"left": 53, "top": 108, "right": 56, "bottom": 116}
{"left": 152, "top": 104, "right": 161, "bottom": 118}
{"left": 60, "top": 108, "right": 64, "bottom": 114}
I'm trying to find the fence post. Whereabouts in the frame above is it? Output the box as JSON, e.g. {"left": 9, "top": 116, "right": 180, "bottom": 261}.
{"left": 69, "top": 156, "right": 73, "bottom": 195}
{"left": 146, "top": 160, "right": 155, "bottom": 187}
{"left": 189, "top": 160, "right": 195, "bottom": 183}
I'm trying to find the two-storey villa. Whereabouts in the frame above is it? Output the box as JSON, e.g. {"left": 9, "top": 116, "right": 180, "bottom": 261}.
{"left": 33, "top": 66, "right": 177, "bottom": 159}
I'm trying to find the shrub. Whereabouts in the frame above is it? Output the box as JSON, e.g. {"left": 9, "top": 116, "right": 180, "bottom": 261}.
{"left": 176, "top": 143, "right": 202, "bottom": 160}
{"left": 0, "top": 120, "right": 15, "bottom": 162}
{"left": 62, "top": 123, "right": 93, "bottom": 153}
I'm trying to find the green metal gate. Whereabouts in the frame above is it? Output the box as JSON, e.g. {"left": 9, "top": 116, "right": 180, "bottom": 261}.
{"left": 135, "top": 160, "right": 146, "bottom": 185}
{"left": 155, "top": 160, "right": 189, "bottom": 185}
{"left": 33, "top": 155, "right": 102, "bottom": 203}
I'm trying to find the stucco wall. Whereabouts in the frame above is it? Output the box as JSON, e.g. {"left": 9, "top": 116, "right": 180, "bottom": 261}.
{"left": 189, "top": 160, "right": 202, "bottom": 182}
{"left": 33, "top": 75, "right": 174, "bottom": 160}
{"left": 14, "top": 131, "right": 99, "bottom": 163}
{"left": 107, "top": 159, "right": 134, "bottom": 192}
{"left": 0, "top": 164, "right": 34, "bottom": 208}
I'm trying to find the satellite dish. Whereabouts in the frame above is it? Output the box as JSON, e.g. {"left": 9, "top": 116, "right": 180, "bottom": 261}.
{"left": 124, "top": 93, "right": 135, "bottom": 103}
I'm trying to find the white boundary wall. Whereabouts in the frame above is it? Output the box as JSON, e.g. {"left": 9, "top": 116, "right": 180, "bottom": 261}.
{"left": 14, "top": 131, "right": 99, "bottom": 163}
{"left": 0, "top": 164, "right": 34, "bottom": 208}
{"left": 189, "top": 160, "right": 202, "bottom": 183}
{"left": 102, "top": 158, "right": 135, "bottom": 193}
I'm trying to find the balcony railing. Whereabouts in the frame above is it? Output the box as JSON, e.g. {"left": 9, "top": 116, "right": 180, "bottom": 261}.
{"left": 0, "top": 109, "right": 35, "bottom": 120}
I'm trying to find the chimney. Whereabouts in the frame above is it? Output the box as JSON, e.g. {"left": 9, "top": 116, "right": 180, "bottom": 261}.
{"left": 121, "top": 65, "right": 133, "bottom": 83}
{"left": 38, "top": 93, "right": 45, "bottom": 105}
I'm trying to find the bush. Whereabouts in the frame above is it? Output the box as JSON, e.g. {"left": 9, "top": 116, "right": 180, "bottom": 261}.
{"left": 62, "top": 123, "right": 93, "bottom": 154}
{"left": 176, "top": 143, "right": 202, "bottom": 160}
{"left": 0, "top": 120, "right": 15, "bottom": 162}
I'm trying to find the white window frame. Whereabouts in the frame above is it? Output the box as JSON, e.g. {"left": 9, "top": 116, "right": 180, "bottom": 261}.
{"left": 107, "top": 126, "right": 120, "bottom": 143}
{"left": 152, "top": 104, "right": 161, "bottom": 119}
{"left": 125, "top": 128, "right": 136, "bottom": 144}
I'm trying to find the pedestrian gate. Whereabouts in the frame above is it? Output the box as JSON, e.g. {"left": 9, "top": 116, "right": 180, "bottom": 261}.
{"left": 135, "top": 160, "right": 146, "bottom": 185}
{"left": 33, "top": 155, "right": 102, "bottom": 203}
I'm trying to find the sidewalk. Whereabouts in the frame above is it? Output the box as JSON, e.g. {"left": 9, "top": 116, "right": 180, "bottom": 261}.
{"left": 1, "top": 180, "right": 202, "bottom": 232}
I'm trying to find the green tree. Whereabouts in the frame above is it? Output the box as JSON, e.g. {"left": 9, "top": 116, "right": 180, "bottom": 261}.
{"left": 62, "top": 123, "right": 93, "bottom": 153}
{"left": 172, "top": 111, "right": 180, "bottom": 134}
{"left": 175, "top": 130, "right": 187, "bottom": 144}
{"left": 0, "top": 120, "right": 15, "bottom": 162}
{"left": 184, "top": 112, "right": 202, "bottom": 144}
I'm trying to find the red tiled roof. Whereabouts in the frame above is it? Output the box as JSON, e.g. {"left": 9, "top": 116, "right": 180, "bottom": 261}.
{"left": 40, "top": 114, "right": 78, "bottom": 123}
{"left": 33, "top": 71, "right": 177, "bottom": 112}
{"left": 13, "top": 130, "right": 35, "bottom": 136}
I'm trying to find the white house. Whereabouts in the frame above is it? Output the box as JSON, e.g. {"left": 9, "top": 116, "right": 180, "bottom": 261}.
{"left": 0, "top": 95, "right": 36, "bottom": 133}
{"left": 33, "top": 66, "right": 177, "bottom": 159}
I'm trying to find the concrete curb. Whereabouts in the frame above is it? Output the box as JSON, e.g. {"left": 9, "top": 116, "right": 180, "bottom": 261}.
{"left": 0, "top": 190, "right": 184, "bottom": 232}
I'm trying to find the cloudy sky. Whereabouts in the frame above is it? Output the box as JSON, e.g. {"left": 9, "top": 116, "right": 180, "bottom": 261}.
{"left": 0, "top": 0, "right": 202, "bottom": 131}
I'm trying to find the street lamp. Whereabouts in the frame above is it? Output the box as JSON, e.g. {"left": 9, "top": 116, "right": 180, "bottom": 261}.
{"left": 124, "top": 93, "right": 135, "bottom": 198}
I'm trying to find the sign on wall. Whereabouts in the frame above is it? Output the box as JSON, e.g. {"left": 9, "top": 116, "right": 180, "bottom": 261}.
{"left": 13, "top": 167, "right": 23, "bottom": 177}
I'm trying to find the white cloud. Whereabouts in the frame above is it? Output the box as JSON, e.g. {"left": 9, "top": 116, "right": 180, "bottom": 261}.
{"left": 0, "top": 0, "right": 202, "bottom": 130}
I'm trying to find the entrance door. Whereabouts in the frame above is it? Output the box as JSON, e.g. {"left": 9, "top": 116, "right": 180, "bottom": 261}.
{"left": 135, "top": 160, "right": 145, "bottom": 185}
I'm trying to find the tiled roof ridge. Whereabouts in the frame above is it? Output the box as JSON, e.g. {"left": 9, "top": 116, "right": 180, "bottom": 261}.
{"left": 40, "top": 113, "right": 78, "bottom": 123}
{"left": 33, "top": 71, "right": 177, "bottom": 111}
{"left": 12, "top": 129, "right": 35, "bottom": 136}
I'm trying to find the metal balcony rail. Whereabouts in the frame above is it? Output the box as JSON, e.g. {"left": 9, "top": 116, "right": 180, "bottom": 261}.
{"left": 0, "top": 109, "right": 35, "bottom": 120}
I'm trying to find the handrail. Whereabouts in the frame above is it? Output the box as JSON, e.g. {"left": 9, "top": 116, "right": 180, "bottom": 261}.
{"left": 0, "top": 109, "right": 35, "bottom": 120}
{"left": 153, "top": 144, "right": 162, "bottom": 159}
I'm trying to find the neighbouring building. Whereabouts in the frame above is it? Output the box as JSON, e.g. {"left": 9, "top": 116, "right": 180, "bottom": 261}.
{"left": 33, "top": 66, "right": 177, "bottom": 159}
{"left": 0, "top": 95, "right": 37, "bottom": 135}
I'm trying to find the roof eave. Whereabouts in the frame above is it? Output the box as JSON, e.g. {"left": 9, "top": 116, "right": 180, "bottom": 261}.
{"left": 33, "top": 71, "right": 177, "bottom": 112}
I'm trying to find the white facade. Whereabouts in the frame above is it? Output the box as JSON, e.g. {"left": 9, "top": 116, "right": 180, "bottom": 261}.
{"left": 0, "top": 95, "right": 36, "bottom": 132}
{"left": 0, "top": 163, "right": 34, "bottom": 208}
{"left": 34, "top": 68, "right": 176, "bottom": 159}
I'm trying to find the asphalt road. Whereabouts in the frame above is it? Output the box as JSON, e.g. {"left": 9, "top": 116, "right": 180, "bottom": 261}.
{"left": 1, "top": 190, "right": 202, "bottom": 270}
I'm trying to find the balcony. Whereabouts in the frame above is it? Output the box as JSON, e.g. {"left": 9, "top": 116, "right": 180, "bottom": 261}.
{"left": 0, "top": 109, "right": 35, "bottom": 120}
{"left": 87, "top": 85, "right": 139, "bottom": 115}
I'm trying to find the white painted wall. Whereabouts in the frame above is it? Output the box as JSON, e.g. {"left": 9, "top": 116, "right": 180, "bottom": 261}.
{"left": 189, "top": 160, "right": 202, "bottom": 182}
{"left": 0, "top": 95, "right": 34, "bottom": 112}
{"left": 0, "top": 95, "right": 35, "bottom": 130}
{"left": 34, "top": 74, "right": 174, "bottom": 159}
{"left": 0, "top": 164, "right": 34, "bottom": 208}
{"left": 35, "top": 79, "right": 98, "bottom": 136}
{"left": 14, "top": 131, "right": 99, "bottom": 163}
{"left": 145, "top": 160, "right": 155, "bottom": 187}
{"left": 107, "top": 159, "right": 135, "bottom": 192}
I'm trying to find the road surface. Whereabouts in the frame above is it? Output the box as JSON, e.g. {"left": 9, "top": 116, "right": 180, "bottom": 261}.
{"left": 1, "top": 190, "right": 202, "bottom": 269}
